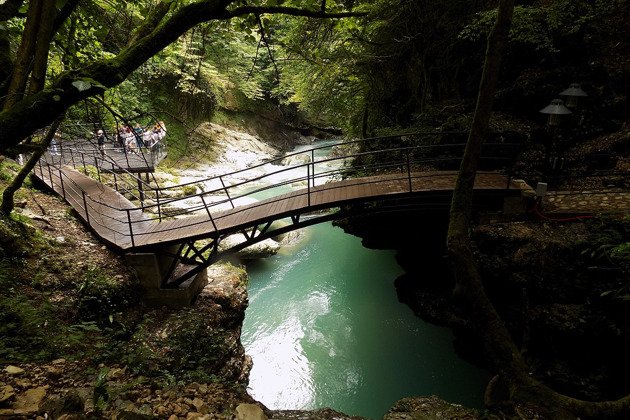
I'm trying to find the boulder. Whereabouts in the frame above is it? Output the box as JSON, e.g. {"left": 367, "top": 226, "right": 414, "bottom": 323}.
{"left": 235, "top": 404, "right": 268, "bottom": 420}
{"left": 218, "top": 234, "right": 280, "bottom": 260}
{"left": 281, "top": 153, "right": 311, "bottom": 166}
{"left": 4, "top": 366, "right": 25, "bottom": 376}
{"left": 383, "top": 396, "right": 482, "bottom": 420}
{"left": 41, "top": 390, "right": 85, "bottom": 419}
{"left": 0, "top": 385, "right": 15, "bottom": 403}
{"left": 12, "top": 386, "right": 47, "bottom": 416}
{"left": 196, "top": 123, "right": 279, "bottom": 171}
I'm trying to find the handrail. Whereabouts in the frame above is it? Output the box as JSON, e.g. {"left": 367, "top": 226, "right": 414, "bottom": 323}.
{"left": 34, "top": 133, "right": 524, "bottom": 248}
{"left": 52, "top": 145, "right": 157, "bottom": 205}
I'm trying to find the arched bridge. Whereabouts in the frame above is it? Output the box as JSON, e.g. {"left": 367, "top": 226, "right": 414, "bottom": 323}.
{"left": 32, "top": 134, "right": 529, "bottom": 306}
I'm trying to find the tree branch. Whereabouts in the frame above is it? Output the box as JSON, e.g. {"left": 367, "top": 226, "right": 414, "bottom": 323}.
{"left": 227, "top": 5, "right": 365, "bottom": 20}
{"left": 0, "top": 0, "right": 24, "bottom": 21}
{"left": 1, "top": 116, "right": 62, "bottom": 215}
{"left": 0, "top": 0, "right": 364, "bottom": 153}
{"left": 52, "top": 0, "right": 81, "bottom": 35}
{"left": 127, "top": 1, "right": 174, "bottom": 46}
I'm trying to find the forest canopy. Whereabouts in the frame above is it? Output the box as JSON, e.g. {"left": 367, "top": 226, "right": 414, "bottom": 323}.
{"left": 0, "top": 0, "right": 627, "bottom": 153}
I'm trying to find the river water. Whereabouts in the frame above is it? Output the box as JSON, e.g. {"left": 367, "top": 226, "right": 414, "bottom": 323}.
{"left": 239, "top": 141, "right": 491, "bottom": 419}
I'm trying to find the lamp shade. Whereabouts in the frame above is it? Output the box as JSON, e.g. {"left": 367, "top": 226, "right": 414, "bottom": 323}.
{"left": 540, "top": 99, "right": 571, "bottom": 126}
{"left": 539, "top": 99, "right": 572, "bottom": 115}
{"left": 559, "top": 83, "right": 588, "bottom": 107}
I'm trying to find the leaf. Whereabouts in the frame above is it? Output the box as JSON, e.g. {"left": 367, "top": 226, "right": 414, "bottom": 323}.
{"left": 72, "top": 80, "right": 92, "bottom": 92}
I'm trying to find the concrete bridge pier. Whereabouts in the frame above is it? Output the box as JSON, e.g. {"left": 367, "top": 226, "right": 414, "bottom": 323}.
{"left": 125, "top": 245, "right": 207, "bottom": 309}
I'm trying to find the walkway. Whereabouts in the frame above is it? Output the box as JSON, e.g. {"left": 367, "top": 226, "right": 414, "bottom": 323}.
{"left": 542, "top": 191, "right": 630, "bottom": 215}
{"left": 45, "top": 137, "right": 166, "bottom": 173}
{"left": 32, "top": 163, "right": 522, "bottom": 251}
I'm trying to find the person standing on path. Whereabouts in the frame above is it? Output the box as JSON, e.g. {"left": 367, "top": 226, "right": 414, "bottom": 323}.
{"left": 96, "top": 129, "right": 106, "bottom": 156}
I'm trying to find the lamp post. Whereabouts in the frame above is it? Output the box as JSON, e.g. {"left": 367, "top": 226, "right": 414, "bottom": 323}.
{"left": 536, "top": 83, "right": 588, "bottom": 199}
{"left": 539, "top": 98, "right": 572, "bottom": 179}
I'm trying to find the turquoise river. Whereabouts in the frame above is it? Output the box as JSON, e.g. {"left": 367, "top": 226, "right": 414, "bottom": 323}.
{"left": 241, "top": 221, "right": 492, "bottom": 419}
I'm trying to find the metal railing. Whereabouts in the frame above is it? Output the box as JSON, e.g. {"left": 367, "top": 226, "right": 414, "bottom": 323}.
{"left": 34, "top": 133, "right": 523, "bottom": 249}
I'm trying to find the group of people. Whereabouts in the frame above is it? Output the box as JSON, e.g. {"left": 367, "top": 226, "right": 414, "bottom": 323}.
{"left": 110, "top": 122, "right": 167, "bottom": 154}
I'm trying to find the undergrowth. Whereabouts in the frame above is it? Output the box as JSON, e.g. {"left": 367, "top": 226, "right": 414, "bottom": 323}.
{"left": 583, "top": 214, "right": 630, "bottom": 302}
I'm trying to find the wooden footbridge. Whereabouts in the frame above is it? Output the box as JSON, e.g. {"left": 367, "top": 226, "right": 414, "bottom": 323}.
{"left": 33, "top": 134, "right": 529, "bottom": 306}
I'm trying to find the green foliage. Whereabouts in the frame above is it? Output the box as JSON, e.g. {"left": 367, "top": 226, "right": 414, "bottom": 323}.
{"left": 459, "top": 6, "right": 555, "bottom": 52}
{"left": 584, "top": 215, "right": 630, "bottom": 269}
{"left": 0, "top": 214, "right": 47, "bottom": 258}
{"left": 460, "top": 0, "right": 627, "bottom": 53}
{"left": 163, "top": 314, "right": 228, "bottom": 381}
{"left": 126, "top": 310, "right": 230, "bottom": 383}
{"left": 0, "top": 272, "right": 58, "bottom": 362}
{"left": 181, "top": 184, "right": 198, "bottom": 196}
{"left": 584, "top": 215, "right": 630, "bottom": 301}
{"left": 273, "top": 13, "right": 367, "bottom": 132}
{"left": 272, "top": 0, "right": 492, "bottom": 135}
{"left": 76, "top": 267, "right": 136, "bottom": 327}
{"left": 92, "top": 366, "right": 140, "bottom": 412}
{"left": 0, "top": 161, "right": 22, "bottom": 181}
{"left": 92, "top": 367, "right": 111, "bottom": 411}
{"left": 545, "top": 0, "right": 625, "bottom": 34}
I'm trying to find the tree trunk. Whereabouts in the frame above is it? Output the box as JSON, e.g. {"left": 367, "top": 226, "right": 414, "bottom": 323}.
{"left": 447, "top": 0, "right": 517, "bottom": 366}
{"left": 0, "top": 0, "right": 25, "bottom": 89}
{"left": 1, "top": 118, "right": 62, "bottom": 215}
{"left": 2, "top": 0, "right": 42, "bottom": 110}
{"left": 27, "top": 0, "right": 56, "bottom": 94}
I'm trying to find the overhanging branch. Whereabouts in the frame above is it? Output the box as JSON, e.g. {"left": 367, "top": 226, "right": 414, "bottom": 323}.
{"left": 0, "top": 1, "right": 364, "bottom": 153}
{"left": 226, "top": 5, "right": 366, "bottom": 19}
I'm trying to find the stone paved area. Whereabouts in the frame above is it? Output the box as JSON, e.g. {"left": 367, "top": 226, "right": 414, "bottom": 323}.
{"left": 542, "top": 190, "right": 630, "bottom": 215}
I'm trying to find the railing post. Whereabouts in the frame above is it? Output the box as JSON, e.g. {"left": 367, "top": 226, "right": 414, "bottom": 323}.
{"left": 307, "top": 164, "right": 311, "bottom": 207}
{"left": 310, "top": 147, "right": 316, "bottom": 186}
{"left": 58, "top": 167, "right": 66, "bottom": 199}
{"left": 200, "top": 194, "right": 218, "bottom": 231}
{"left": 47, "top": 163, "right": 53, "bottom": 185}
{"left": 82, "top": 191, "right": 90, "bottom": 226}
{"left": 127, "top": 209, "right": 135, "bottom": 248}
{"left": 93, "top": 156, "right": 102, "bottom": 183}
{"left": 137, "top": 178, "right": 145, "bottom": 205}
{"left": 406, "top": 149, "right": 412, "bottom": 193}
{"left": 156, "top": 187, "right": 162, "bottom": 222}
{"left": 220, "top": 176, "right": 235, "bottom": 208}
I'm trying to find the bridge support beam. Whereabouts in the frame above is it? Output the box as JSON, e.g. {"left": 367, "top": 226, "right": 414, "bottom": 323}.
{"left": 125, "top": 245, "right": 207, "bottom": 308}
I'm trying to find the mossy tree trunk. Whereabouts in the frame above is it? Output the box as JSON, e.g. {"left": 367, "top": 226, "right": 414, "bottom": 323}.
{"left": 446, "top": 0, "right": 630, "bottom": 418}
